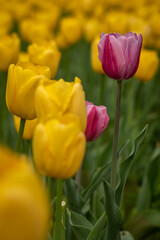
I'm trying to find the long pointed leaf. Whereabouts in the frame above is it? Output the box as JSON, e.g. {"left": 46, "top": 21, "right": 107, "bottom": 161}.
{"left": 87, "top": 213, "right": 106, "bottom": 240}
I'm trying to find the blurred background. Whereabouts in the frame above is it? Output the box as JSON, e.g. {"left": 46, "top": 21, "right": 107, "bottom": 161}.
{"left": 0, "top": 0, "right": 160, "bottom": 239}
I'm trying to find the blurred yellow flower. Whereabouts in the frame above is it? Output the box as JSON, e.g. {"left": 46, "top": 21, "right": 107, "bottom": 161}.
{"left": 18, "top": 51, "right": 29, "bottom": 62}
{"left": 35, "top": 77, "right": 87, "bottom": 132}
{"left": 6, "top": 61, "right": 51, "bottom": 120}
{"left": 0, "top": 11, "right": 13, "bottom": 36}
{"left": 19, "top": 19, "right": 53, "bottom": 43}
{"left": 28, "top": 40, "right": 61, "bottom": 78}
{"left": 0, "top": 34, "right": 20, "bottom": 72}
{"left": 0, "top": 145, "right": 49, "bottom": 240}
{"left": 14, "top": 116, "right": 37, "bottom": 140}
{"left": 150, "top": 13, "right": 160, "bottom": 37}
{"left": 135, "top": 49, "right": 159, "bottom": 82}
{"left": 58, "top": 16, "right": 83, "bottom": 46}
{"left": 33, "top": 114, "right": 86, "bottom": 178}
{"left": 91, "top": 36, "right": 104, "bottom": 74}
{"left": 84, "top": 18, "right": 104, "bottom": 42}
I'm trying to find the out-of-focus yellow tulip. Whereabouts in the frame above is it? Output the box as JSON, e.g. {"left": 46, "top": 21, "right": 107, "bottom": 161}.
{"left": 6, "top": 61, "right": 51, "bottom": 120}
{"left": 135, "top": 49, "right": 159, "bottom": 82}
{"left": 105, "top": 11, "right": 129, "bottom": 35}
{"left": 0, "top": 34, "right": 20, "bottom": 72}
{"left": 19, "top": 19, "right": 53, "bottom": 43}
{"left": 91, "top": 36, "right": 104, "bottom": 74}
{"left": 58, "top": 16, "right": 83, "bottom": 46}
{"left": 33, "top": 114, "right": 86, "bottom": 178}
{"left": 0, "top": 145, "right": 49, "bottom": 240}
{"left": 35, "top": 77, "right": 87, "bottom": 131}
{"left": 28, "top": 40, "right": 61, "bottom": 78}
{"left": 0, "top": 11, "right": 13, "bottom": 35}
{"left": 18, "top": 51, "right": 29, "bottom": 62}
{"left": 14, "top": 116, "right": 37, "bottom": 140}
{"left": 150, "top": 13, "right": 160, "bottom": 37}
{"left": 84, "top": 18, "right": 104, "bottom": 43}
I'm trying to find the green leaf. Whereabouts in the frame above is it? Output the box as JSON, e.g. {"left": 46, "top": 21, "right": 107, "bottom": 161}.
{"left": 66, "top": 208, "right": 93, "bottom": 240}
{"left": 125, "top": 210, "right": 160, "bottom": 240}
{"left": 120, "top": 231, "right": 135, "bottom": 240}
{"left": 103, "top": 180, "right": 123, "bottom": 240}
{"left": 137, "top": 147, "right": 160, "bottom": 213}
{"left": 47, "top": 233, "right": 52, "bottom": 240}
{"left": 87, "top": 213, "right": 106, "bottom": 240}
{"left": 64, "top": 178, "right": 81, "bottom": 213}
{"left": 116, "top": 125, "right": 148, "bottom": 207}
{"left": 81, "top": 162, "right": 111, "bottom": 201}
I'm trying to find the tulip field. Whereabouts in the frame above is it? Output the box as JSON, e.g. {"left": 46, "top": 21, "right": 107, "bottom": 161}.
{"left": 0, "top": 0, "right": 160, "bottom": 240}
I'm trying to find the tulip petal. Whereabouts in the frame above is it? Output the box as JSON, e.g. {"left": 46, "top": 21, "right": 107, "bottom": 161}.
{"left": 103, "top": 35, "right": 126, "bottom": 79}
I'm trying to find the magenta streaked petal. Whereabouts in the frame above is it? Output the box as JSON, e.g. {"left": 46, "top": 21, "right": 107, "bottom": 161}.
{"left": 103, "top": 35, "right": 126, "bottom": 79}
{"left": 109, "top": 33, "right": 122, "bottom": 39}
{"left": 98, "top": 33, "right": 107, "bottom": 62}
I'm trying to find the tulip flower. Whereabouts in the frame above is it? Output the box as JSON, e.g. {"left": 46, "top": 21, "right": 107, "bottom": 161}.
{"left": 85, "top": 101, "right": 109, "bottom": 141}
{"left": 6, "top": 61, "right": 51, "bottom": 120}
{"left": 35, "top": 77, "right": 87, "bottom": 132}
{"left": 98, "top": 32, "right": 143, "bottom": 80}
{"left": 33, "top": 114, "right": 86, "bottom": 178}
{"left": 28, "top": 40, "right": 61, "bottom": 78}
{"left": 0, "top": 34, "right": 20, "bottom": 72}
{"left": 58, "top": 16, "right": 83, "bottom": 46}
{"left": 0, "top": 146, "right": 49, "bottom": 240}
{"left": 14, "top": 116, "right": 37, "bottom": 140}
{"left": 91, "top": 36, "right": 104, "bottom": 74}
{"left": 135, "top": 49, "right": 159, "bottom": 82}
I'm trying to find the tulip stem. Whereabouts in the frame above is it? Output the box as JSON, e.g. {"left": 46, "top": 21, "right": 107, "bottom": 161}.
{"left": 110, "top": 80, "right": 122, "bottom": 190}
{"left": 53, "top": 178, "right": 64, "bottom": 240}
{"left": 99, "top": 74, "right": 105, "bottom": 105}
{"left": 16, "top": 118, "right": 26, "bottom": 153}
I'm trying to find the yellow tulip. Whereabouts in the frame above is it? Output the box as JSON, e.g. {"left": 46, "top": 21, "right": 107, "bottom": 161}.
{"left": 33, "top": 114, "right": 86, "bottom": 178}
{"left": 135, "top": 49, "right": 159, "bottom": 82}
{"left": 58, "top": 16, "right": 83, "bottom": 46}
{"left": 0, "top": 11, "right": 12, "bottom": 35}
{"left": 84, "top": 18, "right": 104, "bottom": 43}
{"left": 0, "top": 146, "right": 49, "bottom": 240}
{"left": 18, "top": 51, "right": 29, "bottom": 62}
{"left": 28, "top": 40, "right": 61, "bottom": 78}
{"left": 14, "top": 116, "right": 37, "bottom": 140}
{"left": 19, "top": 19, "right": 53, "bottom": 43}
{"left": 91, "top": 36, "right": 104, "bottom": 74}
{"left": 0, "top": 34, "right": 20, "bottom": 72}
{"left": 35, "top": 77, "right": 87, "bottom": 132}
{"left": 6, "top": 61, "right": 51, "bottom": 120}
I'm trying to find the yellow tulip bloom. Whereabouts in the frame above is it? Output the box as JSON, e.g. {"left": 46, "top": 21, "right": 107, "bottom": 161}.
{"left": 35, "top": 77, "right": 87, "bottom": 132}
{"left": 135, "top": 49, "right": 159, "bottom": 82}
{"left": 14, "top": 116, "right": 37, "bottom": 140}
{"left": 28, "top": 40, "right": 61, "bottom": 78}
{"left": 33, "top": 114, "right": 86, "bottom": 178}
{"left": 91, "top": 36, "right": 104, "bottom": 74}
{"left": 6, "top": 61, "right": 51, "bottom": 120}
{"left": 0, "top": 34, "right": 20, "bottom": 72}
{"left": 0, "top": 146, "right": 49, "bottom": 240}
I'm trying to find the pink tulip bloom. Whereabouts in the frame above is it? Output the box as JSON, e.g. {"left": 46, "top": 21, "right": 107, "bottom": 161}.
{"left": 98, "top": 32, "right": 143, "bottom": 80}
{"left": 85, "top": 101, "right": 109, "bottom": 141}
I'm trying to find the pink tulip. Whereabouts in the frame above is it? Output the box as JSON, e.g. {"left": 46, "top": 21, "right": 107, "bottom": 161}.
{"left": 98, "top": 32, "right": 143, "bottom": 80}
{"left": 85, "top": 101, "right": 109, "bottom": 141}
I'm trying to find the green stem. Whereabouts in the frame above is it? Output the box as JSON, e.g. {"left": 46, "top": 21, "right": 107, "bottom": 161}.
{"left": 53, "top": 178, "right": 64, "bottom": 240}
{"left": 16, "top": 118, "right": 26, "bottom": 152}
{"left": 110, "top": 80, "right": 122, "bottom": 190}
{"left": 99, "top": 74, "right": 105, "bottom": 105}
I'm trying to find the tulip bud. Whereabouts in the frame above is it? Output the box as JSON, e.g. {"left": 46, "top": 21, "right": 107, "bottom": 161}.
{"left": 85, "top": 101, "right": 109, "bottom": 141}
{"left": 14, "top": 116, "right": 37, "bottom": 140}
{"left": 28, "top": 40, "right": 61, "bottom": 78}
{"left": 0, "top": 34, "right": 20, "bottom": 72}
{"left": 33, "top": 115, "right": 86, "bottom": 178}
{"left": 91, "top": 36, "right": 104, "bottom": 74}
{"left": 6, "top": 61, "right": 51, "bottom": 120}
{"left": 35, "top": 77, "right": 87, "bottom": 132}
{"left": 135, "top": 49, "right": 159, "bottom": 82}
{"left": 0, "top": 146, "right": 49, "bottom": 240}
{"left": 98, "top": 32, "right": 143, "bottom": 80}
